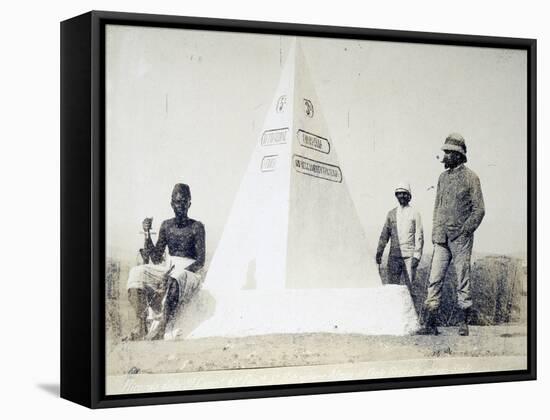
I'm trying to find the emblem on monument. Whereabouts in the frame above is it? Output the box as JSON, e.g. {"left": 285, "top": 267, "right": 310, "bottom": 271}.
{"left": 276, "top": 95, "right": 287, "bottom": 113}
{"left": 303, "top": 98, "right": 314, "bottom": 118}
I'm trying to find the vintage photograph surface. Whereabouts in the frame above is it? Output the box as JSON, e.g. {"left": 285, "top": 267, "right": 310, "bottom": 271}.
{"left": 104, "top": 24, "right": 528, "bottom": 395}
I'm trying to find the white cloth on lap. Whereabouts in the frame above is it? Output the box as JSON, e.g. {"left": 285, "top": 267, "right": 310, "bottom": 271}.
{"left": 127, "top": 255, "right": 203, "bottom": 303}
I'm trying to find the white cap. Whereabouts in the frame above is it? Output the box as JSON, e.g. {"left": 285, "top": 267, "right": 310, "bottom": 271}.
{"left": 395, "top": 182, "right": 411, "bottom": 195}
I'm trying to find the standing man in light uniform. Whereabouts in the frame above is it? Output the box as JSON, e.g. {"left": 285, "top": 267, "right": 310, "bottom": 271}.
{"left": 376, "top": 182, "right": 424, "bottom": 314}
{"left": 418, "top": 133, "right": 485, "bottom": 336}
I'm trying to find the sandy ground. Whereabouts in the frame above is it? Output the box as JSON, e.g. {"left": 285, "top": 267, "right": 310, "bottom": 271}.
{"left": 106, "top": 263, "right": 527, "bottom": 395}
{"left": 106, "top": 324, "right": 527, "bottom": 394}
{"left": 107, "top": 325, "right": 527, "bottom": 375}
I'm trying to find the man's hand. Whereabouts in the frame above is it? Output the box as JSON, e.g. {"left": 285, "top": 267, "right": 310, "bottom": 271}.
{"left": 375, "top": 253, "right": 382, "bottom": 265}
{"left": 412, "top": 257, "right": 420, "bottom": 269}
{"left": 142, "top": 217, "right": 153, "bottom": 233}
{"left": 451, "top": 227, "right": 471, "bottom": 242}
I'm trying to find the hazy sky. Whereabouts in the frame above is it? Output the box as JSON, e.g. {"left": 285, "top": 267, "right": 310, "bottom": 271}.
{"left": 106, "top": 25, "right": 527, "bottom": 263}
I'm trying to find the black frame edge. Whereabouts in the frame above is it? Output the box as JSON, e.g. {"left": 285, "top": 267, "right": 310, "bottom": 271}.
{"left": 60, "top": 12, "right": 93, "bottom": 408}
{"left": 94, "top": 370, "right": 534, "bottom": 409}
{"left": 91, "top": 10, "right": 105, "bottom": 409}
{"left": 60, "top": 10, "right": 536, "bottom": 409}
{"left": 89, "top": 9, "right": 535, "bottom": 47}
{"left": 527, "top": 38, "right": 537, "bottom": 380}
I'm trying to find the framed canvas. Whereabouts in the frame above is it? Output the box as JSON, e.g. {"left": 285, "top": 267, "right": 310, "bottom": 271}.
{"left": 60, "top": 11, "right": 536, "bottom": 408}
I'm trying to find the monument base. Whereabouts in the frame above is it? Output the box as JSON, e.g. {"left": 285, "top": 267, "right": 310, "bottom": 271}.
{"left": 168, "top": 285, "right": 420, "bottom": 339}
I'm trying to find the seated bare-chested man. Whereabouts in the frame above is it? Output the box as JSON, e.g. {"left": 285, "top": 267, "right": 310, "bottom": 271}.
{"left": 126, "top": 183, "right": 205, "bottom": 340}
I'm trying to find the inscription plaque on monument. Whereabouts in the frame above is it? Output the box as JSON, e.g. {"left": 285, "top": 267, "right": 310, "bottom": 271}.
{"left": 261, "top": 128, "right": 288, "bottom": 146}
{"left": 293, "top": 154, "right": 342, "bottom": 183}
{"left": 297, "top": 130, "right": 331, "bottom": 154}
{"left": 261, "top": 155, "right": 278, "bottom": 172}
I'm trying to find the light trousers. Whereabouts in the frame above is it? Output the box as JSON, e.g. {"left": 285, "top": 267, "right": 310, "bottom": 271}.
{"left": 388, "top": 255, "right": 419, "bottom": 314}
{"left": 424, "top": 233, "right": 474, "bottom": 311}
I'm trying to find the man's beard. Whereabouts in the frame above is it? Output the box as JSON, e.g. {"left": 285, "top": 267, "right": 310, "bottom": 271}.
{"left": 443, "top": 156, "right": 457, "bottom": 169}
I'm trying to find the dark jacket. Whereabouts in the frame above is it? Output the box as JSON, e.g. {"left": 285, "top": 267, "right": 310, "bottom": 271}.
{"left": 432, "top": 164, "right": 485, "bottom": 244}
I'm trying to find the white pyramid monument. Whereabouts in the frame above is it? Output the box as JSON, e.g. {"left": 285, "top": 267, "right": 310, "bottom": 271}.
{"left": 171, "top": 39, "right": 419, "bottom": 338}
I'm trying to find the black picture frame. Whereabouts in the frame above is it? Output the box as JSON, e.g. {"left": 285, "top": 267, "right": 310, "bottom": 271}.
{"left": 60, "top": 10, "right": 537, "bottom": 409}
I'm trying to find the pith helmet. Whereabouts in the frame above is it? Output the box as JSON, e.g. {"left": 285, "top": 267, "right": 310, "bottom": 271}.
{"left": 441, "top": 133, "right": 467, "bottom": 156}
{"left": 395, "top": 182, "right": 411, "bottom": 195}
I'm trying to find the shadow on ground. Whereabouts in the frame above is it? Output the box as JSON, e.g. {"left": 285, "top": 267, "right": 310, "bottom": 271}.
{"left": 37, "top": 383, "right": 59, "bottom": 397}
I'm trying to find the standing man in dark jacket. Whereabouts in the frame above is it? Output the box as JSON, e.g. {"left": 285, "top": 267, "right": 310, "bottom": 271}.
{"left": 418, "top": 133, "right": 485, "bottom": 336}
